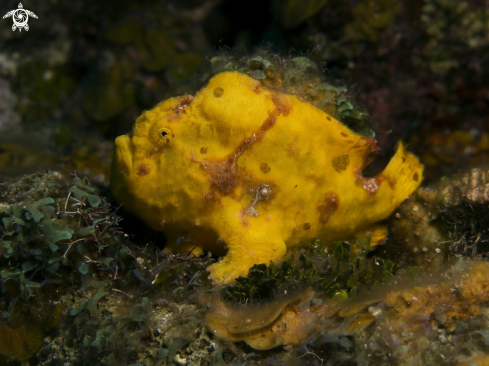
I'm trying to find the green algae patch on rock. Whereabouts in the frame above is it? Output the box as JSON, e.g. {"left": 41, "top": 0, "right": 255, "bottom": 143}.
{"left": 220, "top": 237, "right": 394, "bottom": 304}
{"left": 0, "top": 171, "right": 128, "bottom": 323}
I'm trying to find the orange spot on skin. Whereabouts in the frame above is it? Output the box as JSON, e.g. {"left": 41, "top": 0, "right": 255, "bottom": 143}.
{"left": 201, "top": 94, "right": 291, "bottom": 195}
{"left": 413, "top": 172, "right": 419, "bottom": 182}
{"left": 341, "top": 132, "right": 348, "bottom": 137}
{"left": 189, "top": 151, "right": 198, "bottom": 162}
{"left": 332, "top": 154, "right": 350, "bottom": 173}
{"left": 146, "top": 148, "right": 160, "bottom": 159}
{"left": 200, "top": 159, "right": 238, "bottom": 195}
{"left": 271, "top": 94, "right": 291, "bottom": 116}
{"left": 239, "top": 208, "right": 249, "bottom": 227}
{"left": 214, "top": 87, "right": 224, "bottom": 97}
{"left": 168, "top": 94, "right": 193, "bottom": 122}
{"left": 317, "top": 192, "right": 339, "bottom": 224}
{"left": 288, "top": 142, "right": 297, "bottom": 155}
{"left": 355, "top": 169, "right": 384, "bottom": 195}
{"left": 386, "top": 176, "right": 396, "bottom": 189}
{"left": 136, "top": 165, "right": 150, "bottom": 176}
{"left": 359, "top": 137, "right": 381, "bottom": 169}
{"left": 303, "top": 223, "right": 311, "bottom": 230}
{"left": 260, "top": 163, "right": 271, "bottom": 173}
{"left": 365, "top": 137, "right": 381, "bottom": 153}
{"left": 204, "top": 191, "right": 219, "bottom": 202}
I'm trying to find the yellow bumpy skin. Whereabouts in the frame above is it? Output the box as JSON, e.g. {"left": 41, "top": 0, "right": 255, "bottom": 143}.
{"left": 111, "top": 71, "right": 423, "bottom": 283}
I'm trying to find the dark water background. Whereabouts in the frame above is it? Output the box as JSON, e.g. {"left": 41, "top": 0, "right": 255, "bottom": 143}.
{"left": 1, "top": 0, "right": 488, "bottom": 183}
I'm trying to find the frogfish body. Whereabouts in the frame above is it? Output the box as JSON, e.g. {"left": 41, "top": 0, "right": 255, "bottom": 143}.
{"left": 111, "top": 71, "right": 423, "bottom": 283}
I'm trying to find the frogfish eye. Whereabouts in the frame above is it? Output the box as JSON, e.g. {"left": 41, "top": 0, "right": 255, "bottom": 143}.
{"left": 150, "top": 125, "right": 173, "bottom": 145}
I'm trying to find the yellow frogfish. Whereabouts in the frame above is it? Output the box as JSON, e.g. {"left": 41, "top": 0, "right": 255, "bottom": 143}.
{"left": 110, "top": 71, "right": 423, "bottom": 283}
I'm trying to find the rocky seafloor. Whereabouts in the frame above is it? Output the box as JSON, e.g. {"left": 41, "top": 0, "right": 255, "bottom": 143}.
{"left": 1, "top": 165, "right": 489, "bottom": 365}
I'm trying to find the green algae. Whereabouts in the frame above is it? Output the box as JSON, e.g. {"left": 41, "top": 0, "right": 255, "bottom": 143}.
{"left": 222, "top": 236, "right": 394, "bottom": 303}
{"left": 0, "top": 171, "right": 129, "bottom": 309}
{"left": 25, "top": 197, "right": 55, "bottom": 222}
{"left": 69, "top": 179, "right": 102, "bottom": 207}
